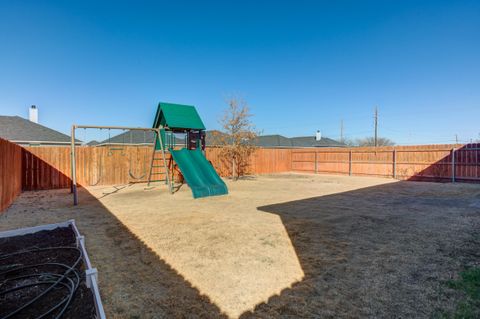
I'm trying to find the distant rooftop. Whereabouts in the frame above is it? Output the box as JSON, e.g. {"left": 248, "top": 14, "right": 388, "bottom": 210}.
{"left": 289, "top": 136, "right": 344, "bottom": 147}
{"left": 95, "top": 130, "right": 185, "bottom": 145}
{"left": 86, "top": 140, "right": 100, "bottom": 146}
{"left": 0, "top": 115, "right": 79, "bottom": 145}
{"left": 255, "top": 134, "right": 344, "bottom": 148}
{"left": 97, "top": 130, "right": 343, "bottom": 148}
{"left": 206, "top": 131, "right": 344, "bottom": 148}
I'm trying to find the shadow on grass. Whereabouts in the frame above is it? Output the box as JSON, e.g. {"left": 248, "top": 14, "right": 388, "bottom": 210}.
{"left": 242, "top": 181, "right": 480, "bottom": 318}
{"left": 75, "top": 188, "right": 227, "bottom": 318}
{"left": 10, "top": 144, "right": 480, "bottom": 318}
{"left": 406, "top": 143, "right": 480, "bottom": 183}
{"left": 8, "top": 146, "right": 228, "bottom": 317}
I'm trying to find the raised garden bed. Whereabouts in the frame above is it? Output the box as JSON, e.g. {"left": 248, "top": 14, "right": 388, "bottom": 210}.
{"left": 0, "top": 221, "right": 105, "bottom": 319}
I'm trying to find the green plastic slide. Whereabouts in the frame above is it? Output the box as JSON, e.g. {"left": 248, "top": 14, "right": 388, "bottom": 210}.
{"left": 169, "top": 148, "right": 228, "bottom": 198}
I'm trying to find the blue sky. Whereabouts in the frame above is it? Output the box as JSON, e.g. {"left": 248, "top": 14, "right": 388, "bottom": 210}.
{"left": 0, "top": 0, "right": 479, "bottom": 144}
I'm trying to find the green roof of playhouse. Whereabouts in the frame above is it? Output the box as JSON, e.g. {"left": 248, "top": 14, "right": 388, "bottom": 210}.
{"left": 152, "top": 102, "right": 206, "bottom": 130}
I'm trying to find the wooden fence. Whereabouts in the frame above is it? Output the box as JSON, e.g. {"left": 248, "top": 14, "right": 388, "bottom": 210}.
{"left": 291, "top": 144, "right": 480, "bottom": 182}
{"left": 0, "top": 138, "right": 22, "bottom": 211}
{"left": 206, "top": 147, "right": 292, "bottom": 177}
{"left": 7, "top": 143, "right": 480, "bottom": 194}
{"left": 23, "top": 146, "right": 161, "bottom": 189}
{"left": 21, "top": 146, "right": 293, "bottom": 190}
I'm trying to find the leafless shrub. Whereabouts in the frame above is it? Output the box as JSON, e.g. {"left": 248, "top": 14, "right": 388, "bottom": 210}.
{"left": 213, "top": 98, "right": 257, "bottom": 180}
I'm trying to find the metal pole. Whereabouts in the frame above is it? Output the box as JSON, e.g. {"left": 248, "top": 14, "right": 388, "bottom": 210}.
{"left": 71, "top": 125, "right": 78, "bottom": 205}
{"left": 393, "top": 149, "right": 396, "bottom": 179}
{"left": 349, "top": 150, "right": 352, "bottom": 176}
{"left": 451, "top": 148, "right": 456, "bottom": 183}
{"left": 314, "top": 151, "right": 318, "bottom": 174}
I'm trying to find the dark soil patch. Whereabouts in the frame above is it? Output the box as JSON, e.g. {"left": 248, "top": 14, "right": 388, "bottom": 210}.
{"left": 0, "top": 226, "right": 96, "bottom": 319}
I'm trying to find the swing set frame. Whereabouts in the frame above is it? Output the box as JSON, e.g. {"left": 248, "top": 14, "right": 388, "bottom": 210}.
{"left": 70, "top": 124, "right": 170, "bottom": 205}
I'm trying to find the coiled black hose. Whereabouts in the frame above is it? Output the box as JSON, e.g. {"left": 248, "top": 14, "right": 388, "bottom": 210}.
{"left": 0, "top": 246, "right": 82, "bottom": 319}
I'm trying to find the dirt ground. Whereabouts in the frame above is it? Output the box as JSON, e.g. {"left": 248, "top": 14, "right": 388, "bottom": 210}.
{"left": 1, "top": 173, "right": 479, "bottom": 318}
{"left": 0, "top": 227, "right": 96, "bottom": 318}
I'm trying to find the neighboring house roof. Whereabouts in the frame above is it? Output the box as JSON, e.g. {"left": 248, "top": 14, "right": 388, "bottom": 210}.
{"left": 99, "top": 129, "right": 343, "bottom": 148}
{"left": 206, "top": 132, "right": 344, "bottom": 148}
{"left": 256, "top": 135, "right": 344, "bottom": 147}
{"left": 101, "top": 130, "right": 157, "bottom": 144}
{"left": 0, "top": 115, "right": 79, "bottom": 144}
{"left": 205, "top": 130, "right": 231, "bottom": 145}
{"left": 255, "top": 135, "right": 293, "bottom": 147}
{"left": 289, "top": 136, "right": 344, "bottom": 147}
{"left": 103, "top": 129, "right": 224, "bottom": 146}
{"left": 152, "top": 102, "right": 206, "bottom": 130}
{"left": 98, "top": 130, "right": 185, "bottom": 145}
{"left": 86, "top": 140, "right": 100, "bottom": 146}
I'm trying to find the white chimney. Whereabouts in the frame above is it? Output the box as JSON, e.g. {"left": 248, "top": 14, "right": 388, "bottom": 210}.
{"left": 315, "top": 130, "right": 321, "bottom": 141}
{"left": 29, "top": 105, "right": 38, "bottom": 123}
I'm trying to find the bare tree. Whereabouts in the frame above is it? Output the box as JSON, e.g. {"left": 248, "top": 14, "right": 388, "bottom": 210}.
{"left": 213, "top": 98, "right": 257, "bottom": 180}
{"left": 342, "top": 138, "right": 356, "bottom": 147}
{"left": 355, "top": 136, "right": 395, "bottom": 147}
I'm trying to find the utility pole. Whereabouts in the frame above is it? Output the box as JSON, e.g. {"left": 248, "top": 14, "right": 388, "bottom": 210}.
{"left": 340, "top": 119, "right": 344, "bottom": 143}
{"left": 455, "top": 134, "right": 458, "bottom": 144}
{"left": 374, "top": 107, "right": 378, "bottom": 147}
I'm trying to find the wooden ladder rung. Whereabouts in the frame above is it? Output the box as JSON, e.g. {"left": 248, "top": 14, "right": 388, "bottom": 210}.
{"left": 148, "top": 133, "right": 171, "bottom": 191}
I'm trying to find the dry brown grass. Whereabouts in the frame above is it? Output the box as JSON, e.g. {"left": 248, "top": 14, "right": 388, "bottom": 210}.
{"left": 1, "top": 173, "right": 479, "bottom": 318}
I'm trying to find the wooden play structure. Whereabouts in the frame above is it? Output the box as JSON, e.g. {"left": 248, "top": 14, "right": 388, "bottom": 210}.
{"left": 70, "top": 102, "right": 228, "bottom": 205}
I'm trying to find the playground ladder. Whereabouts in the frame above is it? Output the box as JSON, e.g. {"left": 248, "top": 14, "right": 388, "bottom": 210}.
{"left": 147, "top": 129, "right": 172, "bottom": 193}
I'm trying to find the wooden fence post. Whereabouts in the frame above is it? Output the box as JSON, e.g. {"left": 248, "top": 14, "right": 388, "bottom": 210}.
{"left": 314, "top": 151, "right": 318, "bottom": 174}
{"left": 393, "top": 149, "right": 396, "bottom": 179}
{"left": 349, "top": 150, "right": 352, "bottom": 176}
{"left": 451, "top": 148, "right": 456, "bottom": 183}
{"left": 290, "top": 149, "right": 293, "bottom": 171}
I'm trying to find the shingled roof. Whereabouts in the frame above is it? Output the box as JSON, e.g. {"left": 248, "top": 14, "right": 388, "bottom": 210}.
{"left": 100, "top": 130, "right": 157, "bottom": 144}
{"left": 255, "top": 135, "right": 344, "bottom": 147}
{"left": 289, "top": 136, "right": 344, "bottom": 147}
{"left": 97, "top": 130, "right": 344, "bottom": 148}
{"left": 205, "top": 130, "right": 231, "bottom": 145}
{"left": 206, "top": 132, "right": 344, "bottom": 148}
{"left": 97, "top": 130, "right": 185, "bottom": 145}
{"left": 254, "top": 135, "right": 294, "bottom": 147}
{"left": 86, "top": 140, "right": 100, "bottom": 146}
{"left": 0, "top": 116, "right": 78, "bottom": 145}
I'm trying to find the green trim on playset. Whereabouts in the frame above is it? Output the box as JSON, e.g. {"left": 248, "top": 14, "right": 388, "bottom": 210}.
{"left": 152, "top": 102, "right": 206, "bottom": 131}
{"left": 170, "top": 148, "right": 228, "bottom": 198}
